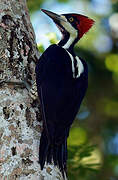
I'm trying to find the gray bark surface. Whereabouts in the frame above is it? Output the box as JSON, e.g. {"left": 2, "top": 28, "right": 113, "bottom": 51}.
{"left": 0, "top": 0, "right": 64, "bottom": 179}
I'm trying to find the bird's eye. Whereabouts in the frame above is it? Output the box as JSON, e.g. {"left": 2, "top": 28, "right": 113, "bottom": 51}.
{"left": 69, "top": 17, "right": 74, "bottom": 22}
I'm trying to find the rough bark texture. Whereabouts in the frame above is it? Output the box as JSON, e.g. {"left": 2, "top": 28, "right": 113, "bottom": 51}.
{"left": 0, "top": 0, "right": 63, "bottom": 179}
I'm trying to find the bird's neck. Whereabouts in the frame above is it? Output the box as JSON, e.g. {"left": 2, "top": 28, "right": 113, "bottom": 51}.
{"left": 58, "top": 31, "right": 78, "bottom": 55}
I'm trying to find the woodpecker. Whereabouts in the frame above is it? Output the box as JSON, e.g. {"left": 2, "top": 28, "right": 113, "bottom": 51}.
{"left": 36, "top": 9, "right": 94, "bottom": 178}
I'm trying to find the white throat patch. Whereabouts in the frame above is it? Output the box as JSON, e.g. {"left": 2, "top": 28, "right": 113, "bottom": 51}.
{"left": 60, "top": 16, "right": 78, "bottom": 49}
{"left": 65, "top": 50, "right": 84, "bottom": 78}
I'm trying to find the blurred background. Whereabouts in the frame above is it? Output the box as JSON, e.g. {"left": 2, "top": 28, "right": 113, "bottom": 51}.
{"left": 27, "top": 0, "right": 118, "bottom": 179}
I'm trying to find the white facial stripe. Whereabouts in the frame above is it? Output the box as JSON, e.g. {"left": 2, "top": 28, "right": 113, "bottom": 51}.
{"left": 60, "top": 16, "right": 78, "bottom": 49}
{"left": 65, "top": 50, "right": 84, "bottom": 78}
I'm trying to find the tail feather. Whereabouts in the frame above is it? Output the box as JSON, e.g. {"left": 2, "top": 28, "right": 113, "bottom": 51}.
{"left": 47, "top": 144, "right": 53, "bottom": 163}
{"left": 57, "top": 143, "right": 65, "bottom": 178}
{"left": 57, "top": 144, "right": 63, "bottom": 168}
{"left": 53, "top": 145, "right": 58, "bottom": 165}
{"left": 39, "top": 130, "right": 67, "bottom": 179}
{"left": 39, "top": 131, "right": 49, "bottom": 169}
{"left": 64, "top": 138, "right": 67, "bottom": 171}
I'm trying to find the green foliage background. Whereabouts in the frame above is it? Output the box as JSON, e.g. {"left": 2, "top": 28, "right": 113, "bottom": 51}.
{"left": 27, "top": 0, "right": 118, "bottom": 179}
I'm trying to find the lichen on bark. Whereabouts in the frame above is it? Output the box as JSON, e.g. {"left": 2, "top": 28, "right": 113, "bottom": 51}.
{"left": 0, "top": 0, "right": 64, "bottom": 179}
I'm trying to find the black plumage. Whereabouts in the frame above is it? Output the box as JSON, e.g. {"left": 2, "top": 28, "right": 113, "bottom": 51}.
{"left": 35, "top": 44, "right": 88, "bottom": 177}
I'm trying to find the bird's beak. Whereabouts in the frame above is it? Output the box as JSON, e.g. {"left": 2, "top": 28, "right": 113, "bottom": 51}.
{"left": 41, "top": 9, "right": 66, "bottom": 22}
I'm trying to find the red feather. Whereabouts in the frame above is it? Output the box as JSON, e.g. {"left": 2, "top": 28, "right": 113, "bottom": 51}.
{"left": 73, "top": 14, "right": 95, "bottom": 39}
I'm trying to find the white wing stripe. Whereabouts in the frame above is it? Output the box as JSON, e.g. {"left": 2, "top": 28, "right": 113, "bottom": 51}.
{"left": 65, "top": 50, "right": 84, "bottom": 78}
{"left": 65, "top": 50, "right": 75, "bottom": 78}
{"left": 76, "top": 56, "right": 84, "bottom": 78}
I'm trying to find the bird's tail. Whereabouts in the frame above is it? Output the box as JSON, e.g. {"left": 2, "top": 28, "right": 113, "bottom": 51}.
{"left": 39, "top": 130, "right": 67, "bottom": 179}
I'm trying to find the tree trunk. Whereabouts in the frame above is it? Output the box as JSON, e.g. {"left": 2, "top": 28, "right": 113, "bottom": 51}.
{"left": 0, "top": 0, "right": 63, "bottom": 179}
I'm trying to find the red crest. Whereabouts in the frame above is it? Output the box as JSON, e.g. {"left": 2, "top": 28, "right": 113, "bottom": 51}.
{"left": 73, "top": 14, "right": 95, "bottom": 39}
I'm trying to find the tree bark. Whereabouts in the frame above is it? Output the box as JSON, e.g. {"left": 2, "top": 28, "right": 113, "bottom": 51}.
{"left": 0, "top": 0, "right": 63, "bottom": 179}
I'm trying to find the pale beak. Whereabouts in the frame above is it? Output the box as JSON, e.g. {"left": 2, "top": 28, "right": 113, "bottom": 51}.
{"left": 41, "top": 9, "right": 66, "bottom": 22}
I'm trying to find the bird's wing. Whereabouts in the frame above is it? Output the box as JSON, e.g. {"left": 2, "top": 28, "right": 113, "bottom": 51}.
{"left": 35, "top": 44, "right": 88, "bottom": 143}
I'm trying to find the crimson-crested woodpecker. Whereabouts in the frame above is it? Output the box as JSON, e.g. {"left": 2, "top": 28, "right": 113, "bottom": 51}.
{"left": 36, "top": 9, "right": 94, "bottom": 178}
